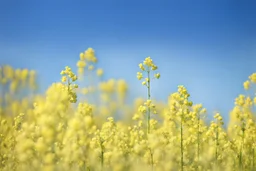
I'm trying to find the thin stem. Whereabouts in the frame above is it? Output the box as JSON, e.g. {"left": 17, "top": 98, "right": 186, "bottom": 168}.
{"left": 100, "top": 139, "right": 104, "bottom": 171}
{"left": 101, "top": 150, "right": 104, "bottom": 171}
{"left": 147, "top": 70, "right": 151, "bottom": 135}
{"left": 68, "top": 77, "right": 70, "bottom": 92}
{"left": 150, "top": 148, "right": 154, "bottom": 171}
{"left": 240, "top": 122, "right": 245, "bottom": 171}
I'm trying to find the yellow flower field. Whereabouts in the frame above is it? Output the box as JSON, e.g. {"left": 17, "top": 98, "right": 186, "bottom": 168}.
{"left": 0, "top": 48, "right": 256, "bottom": 171}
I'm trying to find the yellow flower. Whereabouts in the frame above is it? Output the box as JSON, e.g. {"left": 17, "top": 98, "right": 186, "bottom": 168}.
{"left": 117, "top": 79, "right": 128, "bottom": 100}
{"left": 78, "top": 68, "right": 84, "bottom": 75}
{"left": 137, "top": 72, "right": 143, "bottom": 80}
{"left": 200, "top": 108, "right": 207, "bottom": 114}
{"left": 154, "top": 73, "right": 160, "bottom": 79}
{"left": 143, "top": 56, "right": 153, "bottom": 67}
{"left": 214, "top": 113, "right": 220, "bottom": 119}
{"left": 61, "top": 76, "right": 67, "bottom": 83}
{"left": 10, "top": 80, "right": 18, "bottom": 93}
{"left": 152, "top": 64, "right": 158, "bottom": 70}
{"left": 80, "top": 52, "right": 85, "bottom": 60}
{"left": 88, "top": 65, "right": 94, "bottom": 71}
{"left": 71, "top": 75, "right": 78, "bottom": 82}
{"left": 21, "top": 69, "right": 29, "bottom": 82}
{"left": 145, "top": 99, "right": 152, "bottom": 107}
{"left": 132, "top": 113, "right": 140, "bottom": 120}
{"left": 44, "top": 153, "right": 55, "bottom": 164}
{"left": 60, "top": 70, "right": 65, "bottom": 75}
{"left": 138, "top": 105, "right": 147, "bottom": 113}
{"left": 76, "top": 60, "right": 86, "bottom": 68}
{"left": 97, "top": 68, "right": 104, "bottom": 77}
{"left": 3, "top": 65, "right": 14, "bottom": 80}
{"left": 84, "top": 48, "right": 97, "bottom": 62}
{"left": 139, "top": 63, "right": 145, "bottom": 71}
{"left": 243, "top": 80, "right": 250, "bottom": 90}
{"left": 249, "top": 73, "right": 256, "bottom": 83}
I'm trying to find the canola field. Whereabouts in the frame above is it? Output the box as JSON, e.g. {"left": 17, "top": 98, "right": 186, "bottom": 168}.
{"left": 0, "top": 48, "right": 256, "bottom": 171}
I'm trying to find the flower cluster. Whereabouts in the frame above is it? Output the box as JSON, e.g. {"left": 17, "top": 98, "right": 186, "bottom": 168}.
{"left": 77, "top": 48, "right": 100, "bottom": 79}
{"left": 1, "top": 49, "right": 256, "bottom": 171}
{"left": 137, "top": 56, "right": 160, "bottom": 85}
{"left": 60, "top": 66, "right": 78, "bottom": 103}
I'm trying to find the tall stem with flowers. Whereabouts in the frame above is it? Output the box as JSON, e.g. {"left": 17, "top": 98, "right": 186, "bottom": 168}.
{"left": 137, "top": 57, "right": 160, "bottom": 135}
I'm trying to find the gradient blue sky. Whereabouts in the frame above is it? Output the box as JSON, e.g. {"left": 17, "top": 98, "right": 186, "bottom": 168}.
{"left": 0, "top": 0, "right": 256, "bottom": 121}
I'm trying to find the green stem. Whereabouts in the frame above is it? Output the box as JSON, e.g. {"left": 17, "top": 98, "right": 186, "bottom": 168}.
{"left": 100, "top": 141, "right": 104, "bottom": 171}
{"left": 101, "top": 150, "right": 104, "bottom": 171}
{"left": 240, "top": 122, "right": 245, "bottom": 171}
{"left": 68, "top": 77, "right": 70, "bottom": 92}
{"left": 150, "top": 148, "right": 154, "bottom": 171}
{"left": 147, "top": 70, "right": 151, "bottom": 135}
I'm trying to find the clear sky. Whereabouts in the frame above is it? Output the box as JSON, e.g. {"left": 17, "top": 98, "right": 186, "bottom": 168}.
{"left": 0, "top": 0, "right": 255, "bottom": 121}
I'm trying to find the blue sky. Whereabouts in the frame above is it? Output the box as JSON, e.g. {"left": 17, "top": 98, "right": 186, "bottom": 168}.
{"left": 0, "top": 0, "right": 256, "bottom": 122}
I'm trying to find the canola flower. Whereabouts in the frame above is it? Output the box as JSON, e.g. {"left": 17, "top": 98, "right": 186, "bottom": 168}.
{"left": 0, "top": 48, "right": 256, "bottom": 171}
{"left": 137, "top": 56, "right": 160, "bottom": 135}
